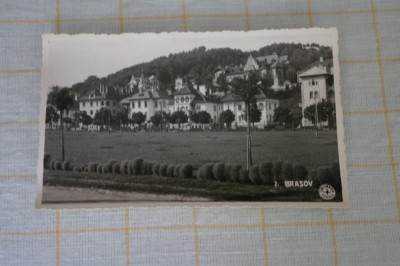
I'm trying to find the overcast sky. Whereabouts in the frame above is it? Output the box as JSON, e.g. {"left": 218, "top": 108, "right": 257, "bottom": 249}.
{"left": 44, "top": 29, "right": 337, "bottom": 88}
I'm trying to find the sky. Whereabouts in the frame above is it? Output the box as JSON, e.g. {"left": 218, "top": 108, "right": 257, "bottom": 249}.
{"left": 44, "top": 29, "right": 337, "bottom": 88}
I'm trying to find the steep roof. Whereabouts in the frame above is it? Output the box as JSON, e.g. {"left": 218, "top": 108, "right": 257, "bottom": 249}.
{"left": 172, "top": 84, "right": 198, "bottom": 95}
{"left": 221, "top": 93, "right": 242, "bottom": 102}
{"left": 298, "top": 58, "right": 333, "bottom": 77}
{"left": 126, "top": 89, "right": 170, "bottom": 101}
{"left": 78, "top": 90, "right": 111, "bottom": 101}
{"left": 255, "top": 53, "right": 289, "bottom": 67}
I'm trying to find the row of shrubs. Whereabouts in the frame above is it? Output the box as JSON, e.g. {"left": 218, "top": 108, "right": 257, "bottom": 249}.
{"left": 44, "top": 154, "right": 341, "bottom": 190}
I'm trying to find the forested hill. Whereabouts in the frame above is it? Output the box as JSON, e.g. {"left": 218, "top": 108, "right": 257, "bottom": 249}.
{"left": 70, "top": 43, "right": 332, "bottom": 97}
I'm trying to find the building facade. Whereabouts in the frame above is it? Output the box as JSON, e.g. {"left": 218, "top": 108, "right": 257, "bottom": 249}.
{"left": 298, "top": 58, "right": 334, "bottom": 127}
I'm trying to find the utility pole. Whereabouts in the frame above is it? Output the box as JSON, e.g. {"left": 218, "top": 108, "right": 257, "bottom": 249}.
{"left": 314, "top": 95, "right": 319, "bottom": 136}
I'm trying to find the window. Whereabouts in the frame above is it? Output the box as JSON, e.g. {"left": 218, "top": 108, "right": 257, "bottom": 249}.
{"left": 106, "top": 101, "right": 109, "bottom": 106}
{"left": 90, "top": 110, "right": 93, "bottom": 115}
{"left": 310, "top": 91, "right": 314, "bottom": 99}
{"left": 314, "top": 91, "right": 319, "bottom": 99}
{"left": 269, "top": 103, "right": 271, "bottom": 110}
{"left": 101, "top": 101, "right": 104, "bottom": 106}
{"left": 176, "top": 98, "right": 179, "bottom": 103}
{"left": 138, "top": 101, "right": 141, "bottom": 108}
{"left": 82, "top": 102, "right": 85, "bottom": 107}
{"left": 163, "top": 101, "right": 166, "bottom": 108}
{"left": 196, "top": 105, "right": 200, "bottom": 111}
{"left": 238, "top": 104, "right": 242, "bottom": 111}
{"left": 312, "top": 80, "right": 315, "bottom": 86}
{"left": 258, "top": 103, "right": 264, "bottom": 110}
{"left": 90, "top": 102, "right": 93, "bottom": 107}
{"left": 132, "top": 101, "right": 135, "bottom": 108}
{"left": 213, "top": 105, "right": 216, "bottom": 112}
{"left": 181, "top": 97, "right": 184, "bottom": 103}
{"left": 315, "top": 80, "right": 318, "bottom": 85}
{"left": 113, "top": 101, "right": 116, "bottom": 106}
{"left": 185, "top": 96, "right": 189, "bottom": 102}
{"left": 155, "top": 101, "right": 158, "bottom": 108}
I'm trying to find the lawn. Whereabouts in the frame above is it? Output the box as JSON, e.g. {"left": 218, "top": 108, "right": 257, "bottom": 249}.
{"left": 45, "top": 129, "right": 339, "bottom": 170}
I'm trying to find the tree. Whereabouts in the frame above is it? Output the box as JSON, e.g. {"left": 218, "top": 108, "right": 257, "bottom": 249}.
{"left": 303, "top": 99, "right": 333, "bottom": 127}
{"left": 216, "top": 74, "right": 229, "bottom": 93}
{"left": 131, "top": 112, "right": 146, "bottom": 130}
{"left": 273, "top": 106, "right": 292, "bottom": 126}
{"left": 198, "top": 111, "right": 211, "bottom": 128}
{"left": 79, "top": 111, "right": 93, "bottom": 127}
{"left": 219, "top": 109, "right": 235, "bottom": 128}
{"left": 231, "top": 72, "right": 260, "bottom": 169}
{"left": 47, "top": 86, "right": 74, "bottom": 161}
{"left": 170, "top": 110, "right": 188, "bottom": 129}
{"left": 150, "top": 111, "right": 164, "bottom": 130}
{"left": 94, "top": 108, "right": 113, "bottom": 129}
{"left": 260, "top": 71, "right": 274, "bottom": 89}
{"left": 189, "top": 111, "right": 199, "bottom": 124}
{"left": 113, "top": 108, "right": 129, "bottom": 130}
{"left": 244, "top": 103, "right": 262, "bottom": 127}
{"left": 46, "top": 105, "right": 59, "bottom": 129}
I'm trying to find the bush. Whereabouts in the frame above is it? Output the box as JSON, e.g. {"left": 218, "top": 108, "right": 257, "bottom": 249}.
{"left": 102, "top": 164, "right": 109, "bottom": 174}
{"left": 141, "top": 161, "right": 154, "bottom": 175}
{"left": 72, "top": 166, "right": 81, "bottom": 172}
{"left": 179, "top": 164, "right": 193, "bottom": 179}
{"left": 293, "top": 164, "right": 308, "bottom": 181}
{"left": 61, "top": 161, "right": 71, "bottom": 171}
{"left": 50, "top": 159, "right": 59, "bottom": 170}
{"left": 230, "top": 165, "right": 242, "bottom": 182}
{"left": 212, "top": 162, "right": 226, "bottom": 181}
{"left": 44, "top": 154, "right": 51, "bottom": 169}
{"left": 281, "top": 162, "right": 293, "bottom": 181}
{"left": 54, "top": 160, "right": 62, "bottom": 171}
{"left": 132, "top": 158, "right": 144, "bottom": 175}
{"left": 87, "top": 162, "right": 98, "bottom": 173}
{"left": 173, "top": 164, "right": 181, "bottom": 178}
{"left": 152, "top": 163, "right": 160, "bottom": 176}
{"left": 82, "top": 166, "right": 88, "bottom": 172}
{"left": 196, "top": 163, "right": 214, "bottom": 180}
{"left": 166, "top": 164, "right": 175, "bottom": 177}
{"left": 159, "top": 163, "right": 168, "bottom": 176}
{"left": 97, "top": 164, "right": 103, "bottom": 174}
{"left": 120, "top": 160, "right": 129, "bottom": 175}
{"left": 112, "top": 163, "right": 120, "bottom": 174}
{"left": 315, "top": 165, "right": 341, "bottom": 191}
{"left": 239, "top": 169, "right": 249, "bottom": 183}
{"left": 224, "top": 164, "right": 232, "bottom": 181}
{"left": 259, "top": 162, "right": 274, "bottom": 185}
{"left": 249, "top": 165, "right": 262, "bottom": 185}
{"left": 272, "top": 161, "right": 283, "bottom": 185}
{"left": 104, "top": 159, "right": 117, "bottom": 173}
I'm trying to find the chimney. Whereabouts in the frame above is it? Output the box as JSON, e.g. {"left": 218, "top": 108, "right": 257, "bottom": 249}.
{"left": 320, "top": 57, "right": 323, "bottom": 63}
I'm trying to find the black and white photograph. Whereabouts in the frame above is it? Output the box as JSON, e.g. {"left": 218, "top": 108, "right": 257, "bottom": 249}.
{"left": 37, "top": 29, "right": 348, "bottom": 208}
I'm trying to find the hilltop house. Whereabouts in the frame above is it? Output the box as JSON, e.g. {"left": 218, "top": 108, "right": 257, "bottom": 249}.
{"left": 298, "top": 57, "right": 334, "bottom": 127}
{"left": 215, "top": 53, "right": 292, "bottom": 90}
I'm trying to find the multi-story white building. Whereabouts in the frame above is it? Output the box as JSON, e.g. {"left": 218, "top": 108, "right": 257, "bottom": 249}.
{"left": 78, "top": 85, "right": 120, "bottom": 118}
{"left": 221, "top": 89, "right": 279, "bottom": 128}
{"left": 124, "top": 89, "right": 169, "bottom": 121}
{"left": 298, "top": 58, "right": 334, "bottom": 127}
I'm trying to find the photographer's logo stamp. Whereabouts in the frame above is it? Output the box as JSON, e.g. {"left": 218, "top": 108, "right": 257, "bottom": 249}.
{"left": 318, "top": 184, "right": 336, "bottom": 200}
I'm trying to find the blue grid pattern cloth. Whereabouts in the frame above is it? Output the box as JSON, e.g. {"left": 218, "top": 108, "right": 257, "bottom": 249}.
{"left": 1, "top": 0, "right": 400, "bottom": 265}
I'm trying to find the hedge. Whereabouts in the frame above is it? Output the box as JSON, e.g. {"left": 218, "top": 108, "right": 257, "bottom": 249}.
{"left": 249, "top": 165, "right": 262, "bottom": 185}
{"left": 281, "top": 162, "right": 293, "bottom": 181}
{"left": 197, "top": 163, "right": 214, "bottom": 180}
{"left": 159, "top": 163, "right": 168, "bottom": 177}
{"left": 87, "top": 162, "right": 98, "bottom": 173}
{"left": 120, "top": 160, "right": 129, "bottom": 175}
{"left": 179, "top": 164, "right": 193, "bottom": 179}
{"left": 132, "top": 158, "right": 144, "bottom": 175}
{"left": 44, "top": 154, "right": 51, "bottom": 169}
{"left": 212, "top": 162, "right": 225, "bottom": 181}
{"left": 152, "top": 163, "right": 160, "bottom": 176}
{"left": 97, "top": 164, "right": 103, "bottom": 174}
{"left": 230, "top": 165, "right": 242, "bottom": 182}
{"left": 166, "top": 164, "right": 175, "bottom": 177}
{"left": 272, "top": 161, "right": 283, "bottom": 185}
{"left": 173, "top": 164, "right": 181, "bottom": 178}
{"left": 224, "top": 164, "right": 232, "bottom": 181}
{"left": 61, "top": 161, "right": 71, "bottom": 171}
{"left": 112, "top": 163, "right": 120, "bottom": 174}
{"left": 259, "top": 162, "right": 274, "bottom": 185}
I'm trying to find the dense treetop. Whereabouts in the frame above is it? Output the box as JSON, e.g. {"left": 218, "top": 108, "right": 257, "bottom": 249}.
{"left": 69, "top": 43, "right": 332, "bottom": 98}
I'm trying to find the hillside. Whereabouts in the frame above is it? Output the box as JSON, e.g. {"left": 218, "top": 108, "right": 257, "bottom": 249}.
{"left": 69, "top": 43, "right": 332, "bottom": 98}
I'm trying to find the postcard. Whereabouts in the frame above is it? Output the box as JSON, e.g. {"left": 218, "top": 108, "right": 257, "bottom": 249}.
{"left": 36, "top": 28, "right": 348, "bottom": 208}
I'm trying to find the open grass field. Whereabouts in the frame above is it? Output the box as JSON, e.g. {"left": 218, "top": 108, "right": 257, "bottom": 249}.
{"left": 45, "top": 129, "right": 339, "bottom": 170}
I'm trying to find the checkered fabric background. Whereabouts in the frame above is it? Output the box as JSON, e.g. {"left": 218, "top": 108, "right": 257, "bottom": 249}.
{"left": 1, "top": 0, "right": 400, "bottom": 265}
